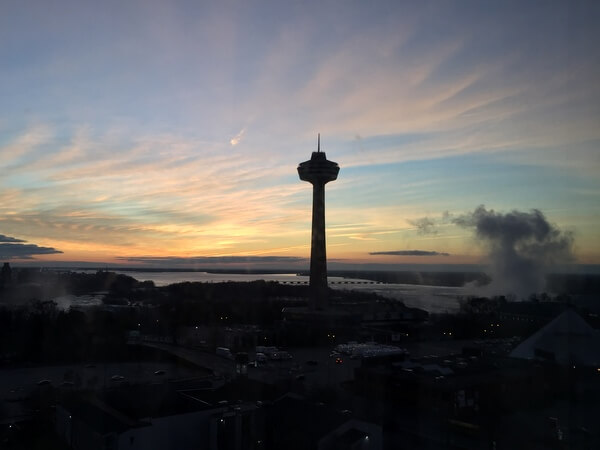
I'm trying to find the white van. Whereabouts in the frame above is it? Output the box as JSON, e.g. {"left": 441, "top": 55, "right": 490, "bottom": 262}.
{"left": 216, "top": 347, "right": 234, "bottom": 359}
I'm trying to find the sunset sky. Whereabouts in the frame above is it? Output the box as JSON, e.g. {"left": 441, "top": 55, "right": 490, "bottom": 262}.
{"left": 1, "top": 0, "right": 599, "bottom": 268}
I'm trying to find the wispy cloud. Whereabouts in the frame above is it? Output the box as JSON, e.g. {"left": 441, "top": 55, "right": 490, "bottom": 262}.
{"left": 408, "top": 217, "right": 438, "bottom": 235}
{"left": 369, "top": 250, "right": 450, "bottom": 257}
{"left": 0, "top": 125, "right": 53, "bottom": 167}
{"left": 230, "top": 128, "right": 246, "bottom": 146}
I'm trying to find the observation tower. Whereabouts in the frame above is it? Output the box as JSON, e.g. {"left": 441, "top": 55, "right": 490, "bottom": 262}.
{"left": 298, "top": 134, "right": 339, "bottom": 309}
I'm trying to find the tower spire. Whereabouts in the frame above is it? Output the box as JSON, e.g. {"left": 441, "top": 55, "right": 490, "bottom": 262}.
{"left": 317, "top": 133, "right": 320, "bottom": 152}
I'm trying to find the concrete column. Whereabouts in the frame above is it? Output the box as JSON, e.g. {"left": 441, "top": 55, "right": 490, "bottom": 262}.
{"left": 310, "top": 182, "right": 328, "bottom": 309}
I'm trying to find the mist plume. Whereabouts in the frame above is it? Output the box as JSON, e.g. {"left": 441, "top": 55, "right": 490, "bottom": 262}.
{"left": 455, "top": 205, "right": 574, "bottom": 297}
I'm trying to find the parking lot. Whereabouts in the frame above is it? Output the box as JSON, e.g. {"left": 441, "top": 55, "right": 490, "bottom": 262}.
{"left": 246, "top": 346, "right": 360, "bottom": 389}
{"left": 0, "top": 361, "right": 209, "bottom": 423}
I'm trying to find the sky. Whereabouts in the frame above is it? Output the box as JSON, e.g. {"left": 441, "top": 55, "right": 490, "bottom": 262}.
{"left": 0, "top": 0, "right": 599, "bottom": 269}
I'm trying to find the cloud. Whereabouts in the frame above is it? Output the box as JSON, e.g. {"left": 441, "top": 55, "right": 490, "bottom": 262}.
{"left": 347, "top": 235, "right": 377, "bottom": 241}
{"left": 408, "top": 217, "right": 438, "bottom": 235}
{"left": 369, "top": 250, "right": 449, "bottom": 256}
{"left": 454, "top": 205, "right": 574, "bottom": 297}
{"left": 0, "top": 234, "right": 25, "bottom": 243}
{"left": 117, "top": 255, "right": 307, "bottom": 266}
{"left": 0, "top": 234, "right": 62, "bottom": 259}
{"left": 0, "top": 125, "right": 53, "bottom": 167}
{"left": 230, "top": 128, "right": 246, "bottom": 146}
{"left": 407, "top": 212, "right": 456, "bottom": 235}
{"left": 0, "top": 127, "right": 310, "bottom": 259}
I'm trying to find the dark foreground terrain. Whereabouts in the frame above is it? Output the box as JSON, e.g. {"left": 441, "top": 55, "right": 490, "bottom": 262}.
{"left": 1, "top": 267, "right": 599, "bottom": 449}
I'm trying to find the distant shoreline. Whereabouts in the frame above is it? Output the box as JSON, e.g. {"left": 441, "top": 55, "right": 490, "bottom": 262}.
{"left": 12, "top": 263, "right": 600, "bottom": 275}
{"left": 8, "top": 266, "right": 600, "bottom": 293}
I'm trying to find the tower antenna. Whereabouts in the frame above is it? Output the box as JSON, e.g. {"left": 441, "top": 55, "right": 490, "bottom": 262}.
{"left": 317, "top": 133, "right": 320, "bottom": 152}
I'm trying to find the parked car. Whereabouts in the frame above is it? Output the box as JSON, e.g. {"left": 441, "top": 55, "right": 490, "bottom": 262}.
{"left": 216, "top": 347, "right": 234, "bottom": 359}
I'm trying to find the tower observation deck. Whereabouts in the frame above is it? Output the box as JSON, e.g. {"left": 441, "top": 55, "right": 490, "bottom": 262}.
{"left": 298, "top": 135, "right": 339, "bottom": 310}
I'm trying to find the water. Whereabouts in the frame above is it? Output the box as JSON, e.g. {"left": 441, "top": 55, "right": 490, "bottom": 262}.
{"left": 76, "top": 270, "right": 372, "bottom": 286}
{"left": 110, "top": 271, "right": 309, "bottom": 286}
{"left": 68, "top": 270, "right": 466, "bottom": 313}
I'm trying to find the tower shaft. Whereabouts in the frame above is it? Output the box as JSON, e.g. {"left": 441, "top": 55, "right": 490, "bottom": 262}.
{"left": 310, "top": 182, "right": 328, "bottom": 307}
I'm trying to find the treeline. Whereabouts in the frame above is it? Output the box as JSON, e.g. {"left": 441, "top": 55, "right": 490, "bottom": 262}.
{"left": 145, "top": 281, "right": 311, "bottom": 332}
{"left": 427, "top": 294, "right": 600, "bottom": 341}
{"left": 0, "top": 273, "right": 397, "bottom": 364}
{"left": 0, "top": 269, "right": 154, "bottom": 302}
{"left": 133, "top": 280, "right": 390, "bottom": 329}
{"left": 0, "top": 301, "right": 135, "bottom": 364}
{"left": 133, "top": 279, "right": 311, "bottom": 304}
{"left": 546, "top": 273, "right": 600, "bottom": 295}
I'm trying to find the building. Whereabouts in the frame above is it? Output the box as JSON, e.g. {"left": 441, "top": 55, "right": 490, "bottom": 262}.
{"left": 266, "top": 394, "right": 381, "bottom": 450}
{"left": 510, "top": 308, "right": 600, "bottom": 367}
{"left": 297, "top": 134, "right": 339, "bottom": 310}
{"left": 285, "top": 140, "right": 426, "bottom": 344}
{"left": 55, "top": 381, "right": 270, "bottom": 450}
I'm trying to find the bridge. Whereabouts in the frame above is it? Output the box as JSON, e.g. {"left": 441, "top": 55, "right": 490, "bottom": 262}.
{"left": 277, "top": 280, "right": 382, "bottom": 285}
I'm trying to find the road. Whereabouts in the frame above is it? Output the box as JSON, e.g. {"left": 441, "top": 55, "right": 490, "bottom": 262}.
{"left": 140, "top": 342, "right": 236, "bottom": 376}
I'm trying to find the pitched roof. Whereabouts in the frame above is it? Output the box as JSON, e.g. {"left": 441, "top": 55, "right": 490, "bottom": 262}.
{"left": 510, "top": 308, "right": 600, "bottom": 366}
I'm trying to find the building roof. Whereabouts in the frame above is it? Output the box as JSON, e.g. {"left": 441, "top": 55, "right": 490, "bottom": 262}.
{"left": 337, "top": 427, "right": 368, "bottom": 446}
{"left": 66, "top": 400, "right": 144, "bottom": 435}
{"left": 102, "top": 384, "right": 214, "bottom": 420}
{"left": 510, "top": 308, "right": 600, "bottom": 366}
{"left": 182, "top": 378, "right": 280, "bottom": 405}
{"left": 62, "top": 378, "right": 273, "bottom": 437}
{"left": 268, "top": 395, "right": 348, "bottom": 449}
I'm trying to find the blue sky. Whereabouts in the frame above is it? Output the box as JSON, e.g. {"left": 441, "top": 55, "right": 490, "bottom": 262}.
{"left": 0, "top": 0, "right": 598, "bottom": 266}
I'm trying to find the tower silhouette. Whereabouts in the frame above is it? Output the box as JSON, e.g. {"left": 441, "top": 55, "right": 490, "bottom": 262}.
{"left": 298, "top": 134, "right": 339, "bottom": 310}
